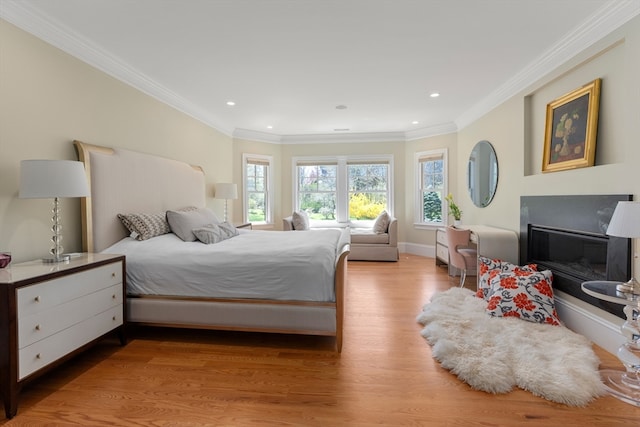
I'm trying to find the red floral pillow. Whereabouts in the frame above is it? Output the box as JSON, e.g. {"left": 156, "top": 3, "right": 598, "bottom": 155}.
{"left": 485, "top": 269, "right": 560, "bottom": 326}
{"left": 477, "top": 256, "right": 538, "bottom": 300}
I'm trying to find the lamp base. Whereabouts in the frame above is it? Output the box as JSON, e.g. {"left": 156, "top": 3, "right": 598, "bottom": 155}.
{"left": 600, "top": 369, "right": 640, "bottom": 407}
{"left": 42, "top": 254, "right": 70, "bottom": 264}
{"left": 616, "top": 277, "right": 640, "bottom": 295}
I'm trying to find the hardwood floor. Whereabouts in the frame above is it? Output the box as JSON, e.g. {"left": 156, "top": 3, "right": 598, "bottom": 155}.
{"left": 2, "top": 254, "right": 638, "bottom": 426}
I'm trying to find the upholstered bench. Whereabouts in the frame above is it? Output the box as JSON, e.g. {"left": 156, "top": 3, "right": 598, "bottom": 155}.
{"left": 282, "top": 216, "right": 399, "bottom": 262}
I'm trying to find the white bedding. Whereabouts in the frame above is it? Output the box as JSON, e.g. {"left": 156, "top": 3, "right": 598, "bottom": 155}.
{"left": 102, "top": 229, "right": 347, "bottom": 302}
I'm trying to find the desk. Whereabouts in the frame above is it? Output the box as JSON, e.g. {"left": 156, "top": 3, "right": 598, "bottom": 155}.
{"left": 438, "top": 225, "right": 519, "bottom": 281}
{"left": 465, "top": 225, "right": 519, "bottom": 265}
{"left": 582, "top": 281, "right": 640, "bottom": 407}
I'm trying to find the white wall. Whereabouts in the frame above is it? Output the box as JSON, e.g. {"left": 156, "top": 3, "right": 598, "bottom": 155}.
{"left": 0, "top": 20, "right": 233, "bottom": 263}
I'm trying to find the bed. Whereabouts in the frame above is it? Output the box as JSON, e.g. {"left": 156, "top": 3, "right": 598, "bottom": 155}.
{"left": 73, "top": 140, "right": 350, "bottom": 351}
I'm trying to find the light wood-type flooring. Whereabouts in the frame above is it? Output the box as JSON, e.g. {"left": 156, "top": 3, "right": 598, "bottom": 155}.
{"left": 2, "top": 254, "right": 638, "bottom": 426}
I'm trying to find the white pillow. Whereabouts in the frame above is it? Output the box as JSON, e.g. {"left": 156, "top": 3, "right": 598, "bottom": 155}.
{"left": 373, "top": 210, "right": 391, "bottom": 234}
{"left": 193, "top": 222, "right": 239, "bottom": 244}
{"left": 167, "top": 207, "right": 221, "bottom": 241}
{"left": 292, "top": 211, "right": 310, "bottom": 230}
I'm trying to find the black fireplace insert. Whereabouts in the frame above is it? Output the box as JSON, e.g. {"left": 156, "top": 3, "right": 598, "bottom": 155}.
{"left": 520, "top": 195, "right": 632, "bottom": 319}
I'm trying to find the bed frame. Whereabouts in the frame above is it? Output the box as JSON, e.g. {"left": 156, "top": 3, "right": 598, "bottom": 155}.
{"left": 74, "top": 140, "right": 349, "bottom": 351}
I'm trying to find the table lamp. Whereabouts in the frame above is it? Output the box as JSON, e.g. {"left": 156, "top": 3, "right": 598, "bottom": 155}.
{"left": 606, "top": 201, "right": 640, "bottom": 294}
{"left": 19, "top": 160, "right": 91, "bottom": 263}
{"left": 214, "top": 183, "right": 237, "bottom": 222}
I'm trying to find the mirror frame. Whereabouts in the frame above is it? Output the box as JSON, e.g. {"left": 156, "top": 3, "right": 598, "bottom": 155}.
{"left": 467, "top": 140, "right": 498, "bottom": 208}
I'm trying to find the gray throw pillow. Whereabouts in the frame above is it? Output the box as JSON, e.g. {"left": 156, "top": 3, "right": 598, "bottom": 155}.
{"left": 373, "top": 210, "right": 390, "bottom": 234}
{"left": 193, "top": 222, "right": 239, "bottom": 244}
{"left": 292, "top": 211, "right": 310, "bottom": 230}
{"left": 167, "top": 207, "right": 221, "bottom": 241}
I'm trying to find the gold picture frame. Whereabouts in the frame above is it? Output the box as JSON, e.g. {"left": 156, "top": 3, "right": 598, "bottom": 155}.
{"left": 542, "top": 78, "right": 601, "bottom": 173}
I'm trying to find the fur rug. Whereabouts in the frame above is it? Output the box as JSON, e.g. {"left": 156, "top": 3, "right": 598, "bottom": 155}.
{"left": 416, "top": 288, "right": 605, "bottom": 406}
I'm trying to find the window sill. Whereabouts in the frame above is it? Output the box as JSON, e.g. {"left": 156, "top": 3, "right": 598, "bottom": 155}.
{"left": 413, "top": 222, "right": 445, "bottom": 231}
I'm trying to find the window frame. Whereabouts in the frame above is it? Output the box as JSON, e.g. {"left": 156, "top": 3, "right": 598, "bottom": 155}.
{"left": 415, "top": 148, "right": 448, "bottom": 228}
{"left": 293, "top": 155, "right": 394, "bottom": 226}
{"left": 242, "top": 153, "right": 274, "bottom": 225}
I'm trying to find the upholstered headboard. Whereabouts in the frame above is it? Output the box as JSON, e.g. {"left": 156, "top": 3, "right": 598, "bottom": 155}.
{"left": 74, "top": 140, "right": 206, "bottom": 252}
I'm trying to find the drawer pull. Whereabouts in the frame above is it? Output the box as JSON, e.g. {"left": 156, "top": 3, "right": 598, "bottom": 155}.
{"left": 112, "top": 294, "right": 116, "bottom": 299}
{"left": 35, "top": 324, "right": 41, "bottom": 331}
{"left": 34, "top": 296, "right": 40, "bottom": 302}
{"left": 112, "top": 272, "right": 116, "bottom": 278}
{"left": 36, "top": 353, "right": 41, "bottom": 359}
{"left": 112, "top": 316, "right": 116, "bottom": 321}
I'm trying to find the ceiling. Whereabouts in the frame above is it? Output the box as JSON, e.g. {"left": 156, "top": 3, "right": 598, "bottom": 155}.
{"left": 2, "top": 0, "right": 638, "bottom": 142}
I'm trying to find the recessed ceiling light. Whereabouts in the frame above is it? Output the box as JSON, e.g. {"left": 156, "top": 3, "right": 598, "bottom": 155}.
{"left": 430, "top": 93, "right": 440, "bottom": 98}
{"left": 266, "top": 125, "right": 273, "bottom": 129}
{"left": 412, "top": 121, "right": 419, "bottom": 125}
{"left": 226, "top": 101, "right": 236, "bottom": 106}
{"left": 335, "top": 105, "right": 348, "bottom": 110}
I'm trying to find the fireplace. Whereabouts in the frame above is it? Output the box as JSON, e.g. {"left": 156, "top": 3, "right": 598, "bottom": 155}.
{"left": 520, "top": 195, "right": 632, "bottom": 319}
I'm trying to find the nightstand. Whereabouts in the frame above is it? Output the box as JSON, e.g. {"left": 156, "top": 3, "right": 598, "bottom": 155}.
{"left": 0, "top": 253, "right": 126, "bottom": 419}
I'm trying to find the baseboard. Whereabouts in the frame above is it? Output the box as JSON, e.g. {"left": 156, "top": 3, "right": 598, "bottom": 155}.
{"left": 401, "top": 242, "right": 434, "bottom": 258}
{"left": 554, "top": 291, "right": 624, "bottom": 356}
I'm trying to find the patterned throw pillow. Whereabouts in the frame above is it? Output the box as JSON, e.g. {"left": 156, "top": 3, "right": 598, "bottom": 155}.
{"left": 485, "top": 269, "right": 560, "bottom": 326}
{"left": 373, "top": 210, "right": 391, "bottom": 234}
{"left": 477, "top": 256, "right": 538, "bottom": 300}
{"left": 193, "top": 222, "right": 239, "bottom": 244}
{"left": 117, "top": 212, "right": 170, "bottom": 241}
{"left": 292, "top": 211, "right": 310, "bottom": 230}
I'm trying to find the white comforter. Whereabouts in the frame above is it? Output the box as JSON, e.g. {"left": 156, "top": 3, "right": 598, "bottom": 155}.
{"left": 102, "top": 228, "right": 348, "bottom": 302}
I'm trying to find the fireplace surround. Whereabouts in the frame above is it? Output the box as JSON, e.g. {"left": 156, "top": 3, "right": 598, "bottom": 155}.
{"left": 520, "top": 195, "right": 632, "bottom": 319}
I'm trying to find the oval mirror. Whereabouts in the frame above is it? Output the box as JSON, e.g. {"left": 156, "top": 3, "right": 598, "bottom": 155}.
{"left": 467, "top": 140, "right": 498, "bottom": 207}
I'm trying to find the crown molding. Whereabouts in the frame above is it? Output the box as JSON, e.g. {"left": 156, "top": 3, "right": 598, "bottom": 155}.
{"left": 0, "top": 1, "right": 235, "bottom": 137}
{"left": 232, "top": 128, "right": 283, "bottom": 144}
{"left": 405, "top": 122, "right": 458, "bottom": 141}
{"left": 455, "top": 0, "right": 640, "bottom": 130}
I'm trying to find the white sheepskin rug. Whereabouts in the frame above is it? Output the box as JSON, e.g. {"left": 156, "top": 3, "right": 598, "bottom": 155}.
{"left": 416, "top": 288, "right": 605, "bottom": 406}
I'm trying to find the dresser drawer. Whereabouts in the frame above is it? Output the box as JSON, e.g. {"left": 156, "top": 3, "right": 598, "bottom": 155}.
{"left": 18, "top": 284, "right": 123, "bottom": 349}
{"left": 18, "top": 304, "right": 123, "bottom": 380}
{"left": 17, "top": 262, "right": 122, "bottom": 318}
{"left": 436, "top": 228, "right": 448, "bottom": 246}
{"left": 436, "top": 243, "right": 449, "bottom": 262}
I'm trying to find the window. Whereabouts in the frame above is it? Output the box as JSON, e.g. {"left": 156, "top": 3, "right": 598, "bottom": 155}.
{"left": 295, "top": 156, "right": 392, "bottom": 225}
{"left": 243, "top": 154, "right": 273, "bottom": 224}
{"left": 297, "top": 162, "right": 338, "bottom": 221}
{"left": 348, "top": 162, "right": 388, "bottom": 221}
{"left": 416, "top": 149, "right": 447, "bottom": 226}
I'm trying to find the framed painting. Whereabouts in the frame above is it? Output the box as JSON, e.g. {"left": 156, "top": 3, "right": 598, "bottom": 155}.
{"left": 542, "top": 78, "right": 601, "bottom": 173}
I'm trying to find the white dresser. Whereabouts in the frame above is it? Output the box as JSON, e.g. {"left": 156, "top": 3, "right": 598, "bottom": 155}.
{"left": 0, "top": 253, "right": 126, "bottom": 419}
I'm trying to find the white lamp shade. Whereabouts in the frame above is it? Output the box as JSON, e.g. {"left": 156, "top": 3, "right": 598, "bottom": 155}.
{"left": 215, "top": 183, "right": 238, "bottom": 200}
{"left": 19, "top": 160, "right": 90, "bottom": 199}
{"left": 606, "top": 201, "right": 640, "bottom": 238}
